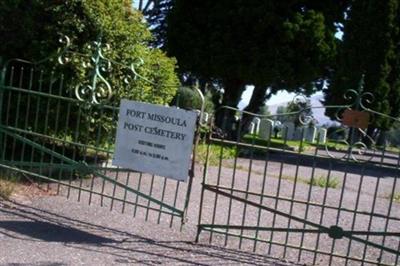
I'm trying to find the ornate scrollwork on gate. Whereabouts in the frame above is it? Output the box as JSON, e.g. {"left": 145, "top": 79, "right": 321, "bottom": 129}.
{"left": 324, "top": 78, "right": 378, "bottom": 163}
{"left": 58, "top": 35, "right": 114, "bottom": 104}
{"left": 56, "top": 34, "right": 152, "bottom": 105}
{"left": 293, "top": 95, "right": 315, "bottom": 126}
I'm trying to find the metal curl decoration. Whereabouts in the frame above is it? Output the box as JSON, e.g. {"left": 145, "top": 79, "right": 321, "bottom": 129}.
{"left": 324, "top": 124, "right": 377, "bottom": 163}
{"left": 359, "top": 92, "right": 375, "bottom": 110}
{"left": 292, "top": 94, "right": 308, "bottom": 105}
{"left": 55, "top": 33, "right": 179, "bottom": 105}
{"left": 343, "top": 89, "right": 359, "bottom": 105}
{"left": 291, "top": 94, "right": 316, "bottom": 126}
{"left": 298, "top": 112, "right": 315, "bottom": 126}
{"left": 128, "top": 58, "right": 145, "bottom": 81}
{"left": 57, "top": 35, "right": 72, "bottom": 65}
{"left": 56, "top": 34, "right": 114, "bottom": 104}
{"left": 75, "top": 74, "right": 112, "bottom": 105}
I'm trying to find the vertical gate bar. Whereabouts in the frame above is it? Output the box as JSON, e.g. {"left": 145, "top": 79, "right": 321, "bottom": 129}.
{"left": 76, "top": 103, "right": 88, "bottom": 202}
{"left": 170, "top": 180, "right": 180, "bottom": 227}
{"left": 1, "top": 66, "right": 14, "bottom": 161}
{"left": 344, "top": 162, "right": 367, "bottom": 265}
{"left": 16, "top": 67, "right": 33, "bottom": 185}
{"left": 157, "top": 177, "right": 168, "bottom": 224}
{"left": 28, "top": 69, "right": 43, "bottom": 180}
{"left": 224, "top": 114, "right": 242, "bottom": 246}
{"left": 58, "top": 78, "right": 72, "bottom": 195}
{"left": 182, "top": 118, "right": 201, "bottom": 227}
{"left": 106, "top": 106, "right": 119, "bottom": 210}
{"left": 52, "top": 74, "right": 64, "bottom": 193}
{"left": 145, "top": 174, "right": 156, "bottom": 221}
{"left": 237, "top": 116, "right": 253, "bottom": 250}
{"left": 297, "top": 127, "right": 318, "bottom": 262}
{"left": 328, "top": 124, "right": 359, "bottom": 265}
{"left": 312, "top": 157, "right": 333, "bottom": 264}
{"left": 283, "top": 127, "right": 307, "bottom": 258}
{"left": 67, "top": 90, "right": 82, "bottom": 198}
{"left": 107, "top": 106, "right": 123, "bottom": 211}
{"left": 0, "top": 62, "right": 5, "bottom": 164}
{"left": 121, "top": 171, "right": 131, "bottom": 213}
{"left": 10, "top": 67, "right": 24, "bottom": 163}
{"left": 19, "top": 67, "right": 34, "bottom": 169}
{"left": 133, "top": 172, "right": 143, "bottom": 217}
{"left": 89, "top": 105, "right": 105, "bottom": 206}
{"left": 1, "top": 66, "right": 14, "bottom": 160}
{"left": 378, "top": 150, "right": 400, "bottom": 265}
{"left": 328, "top": 157, "right": 352, "bottom": 265}
{"left": 359, "top": 161, "right": 385, "bottom": 263}
{"left": 378, "top": 146, "right": 386, "bottom": 168}
{"left": 267, "top": 124, "right": 289, "bottom": 255}
{"left": 396, "top": 237, "right": 400, "bottom": 266}
{"left": 110, "top": 165, "right": 121, "bottom": 211}
{"left": 97, "top": 107, "right": 107, "bottom": 206}
{"left": 74, "top": 105, "right": 86, "bottom": 202}
{"left": 195, "top": 127, "right": 212, "bottom": 242}
{"left": 41, "top": 70, "right": 54, "bottom": 191}
{"left": 77, "top": 103, "right": 96, "bottom": 203}
{"left": 253, "top": 125, "right": 272, "bottom": 252}
{"left": 209, "top": 110, "right": 229, "bottom": 244}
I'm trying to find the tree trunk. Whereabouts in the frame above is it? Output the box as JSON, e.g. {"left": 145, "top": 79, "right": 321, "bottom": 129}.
{"left": 363, "top": 125, "right": 377, "bottom": 148}
{"left": 240, "top": 85, "right": 270, "bottom": 133}
{"left": 376, "top": 130, "right": 387, "bottom": 147}
{"left": 214, "top": 78, "right": 245, "bottom": 138}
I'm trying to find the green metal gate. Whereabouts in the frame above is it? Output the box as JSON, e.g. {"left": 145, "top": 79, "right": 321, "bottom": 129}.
{"left": 0, "top": 36, "right": 194, "bottom": 227}
{"left": 197, "top": 89, "right": 400, "bottom": 265}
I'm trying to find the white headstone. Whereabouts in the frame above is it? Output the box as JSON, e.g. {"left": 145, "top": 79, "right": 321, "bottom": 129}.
{"left": 318, "top": 128, "right": 327, "bottom": 144}
{"left": 259, "top": 119, "right": 273, "bottom": 140}
{"left": 202, "top": 112, "right": 209, "bottom": 124}
{"left": 282, "top": 122, "right": 295, "bottom": 140}
{"left": 249, "top": 122, "right": 255, "bottom": 134}
{"left": 253, "top": 118, "right": 261, "bottom": 135}
{"left": 306, "top": 126, "right": 317, "bottom": 143}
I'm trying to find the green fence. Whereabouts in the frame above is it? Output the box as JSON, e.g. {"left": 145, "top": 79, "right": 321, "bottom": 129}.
{"left": 197, "top": 94, "right": 400, "bottom": 265}
{"left": 0, "top": 43, "right": 193, "bottom": 227}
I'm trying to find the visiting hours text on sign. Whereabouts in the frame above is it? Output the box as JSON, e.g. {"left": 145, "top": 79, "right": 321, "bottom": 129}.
{"left": 113, "top": 99, "right": 197, "bottom": 182}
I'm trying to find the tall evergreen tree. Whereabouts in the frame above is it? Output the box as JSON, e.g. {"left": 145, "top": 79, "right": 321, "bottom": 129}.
{"left": 324, "top": 0, "right": 400, "bottom": 134}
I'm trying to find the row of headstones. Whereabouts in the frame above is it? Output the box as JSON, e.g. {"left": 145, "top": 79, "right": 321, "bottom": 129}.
{"left": 250, "top": 118, "right": 327, "bottom": 144}
{"left": 192, "top": 111, "right": 328, "bottom": 144}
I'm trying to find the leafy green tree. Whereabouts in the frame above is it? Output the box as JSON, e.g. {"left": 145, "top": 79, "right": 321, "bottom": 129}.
{"left": 0, "top": 0, "right": 179, "bottom": 104}
{"left": 171, "top": 86, "right": 214, "bottom": 114}
{"left": 0, "top": 0, "right": 179, "bottom": 154}
{"left": 167, "top": 0, "right": 348, "bottom": 129}
{"left": 324, "top": 0, "right": 400, "bottom": 137}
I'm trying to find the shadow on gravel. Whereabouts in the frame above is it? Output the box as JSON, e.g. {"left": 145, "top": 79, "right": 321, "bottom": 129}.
{"left": 0, "top": 220, "right": 116, "bottom": 244}
{"left": 0, "top": 200, "right": 296, "bottom": 266}
{"left": 241, "top": 149, "right": 400, "bottom": 179}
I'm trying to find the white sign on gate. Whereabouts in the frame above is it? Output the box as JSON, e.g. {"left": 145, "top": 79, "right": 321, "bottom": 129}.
{"left": 113, "top": 100, "right": 197, "bottom": 182}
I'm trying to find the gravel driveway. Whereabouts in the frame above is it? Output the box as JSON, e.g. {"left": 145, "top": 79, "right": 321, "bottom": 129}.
{"left": 0, "top": 149, "right": 399, "bottom": 265}
{"left": 0, "top": 169, "right": 300, "bottom": 266}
